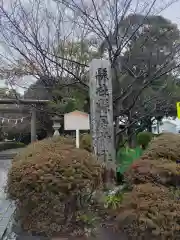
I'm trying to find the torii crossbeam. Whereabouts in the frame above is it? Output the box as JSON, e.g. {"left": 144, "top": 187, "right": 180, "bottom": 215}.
{"left": 0, "top": 99, "right": 49, "bottom": 142}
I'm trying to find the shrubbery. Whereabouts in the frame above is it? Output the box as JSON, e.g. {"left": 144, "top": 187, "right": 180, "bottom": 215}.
{"left": 112, "top": 133, "right": 180, "bottom": 239}
{"left": 143, "top": 133, "right": 180, "bottom": 161}
{"left": 137, "top": 131, "right": 153, "bottom": 149}
{"left": 13, "top": 136, "right": 75, "bottom": 163}
{"left": 80, "top": 133, "right": 92, "bottom": 152}
{"left": 7, "top": 133, "right": 180, "bottom": 238}
{"left": 125, "top": 158, "right": 179, "bottom": 186}
{"left": 7, "top": 136, "right": 104, "bottom": 237}
{"left": 114, "top": 183, "right": 180, "bottom": 238}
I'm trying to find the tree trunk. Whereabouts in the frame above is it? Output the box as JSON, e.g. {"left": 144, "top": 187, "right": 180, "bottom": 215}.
{"left": 147, "top": 120, "right": 152, "bottom": 132}
{"left": 114, "top": 116, "right": 124, "bottom": 151}
{"left": 157, "top": 120, "right": 160, "bottom": 134}
{"left": 127, "top": 111, "right": 134, "bottom": 148}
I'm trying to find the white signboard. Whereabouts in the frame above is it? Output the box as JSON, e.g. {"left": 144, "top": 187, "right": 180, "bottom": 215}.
{"left": 64, "top": 111, "right": 90, "bottom": 148}
{"left": 64, "top": 110, "right": 90, "bottom": 130}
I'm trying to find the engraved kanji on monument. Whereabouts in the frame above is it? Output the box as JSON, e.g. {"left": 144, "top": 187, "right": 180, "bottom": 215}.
{"left": 89, "top": 59, "right": 115, "bottom": 163}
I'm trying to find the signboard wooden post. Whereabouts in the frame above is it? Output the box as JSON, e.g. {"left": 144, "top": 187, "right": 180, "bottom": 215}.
{"left": 177, "top": 102, "right": 180, "bottom": 119}
{"left": 64, "top": 110, "right": 90, "bottom": 148}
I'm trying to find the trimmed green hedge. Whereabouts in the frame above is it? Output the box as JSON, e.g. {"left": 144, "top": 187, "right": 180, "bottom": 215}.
{"left": 137, "top": 131, "right": 153, "bottom": 149}
{"left": 80, "top": 133, "right": 92, "bottom": 152}
{"left": 0, "top": 142, "right": 25, "bottom": 152}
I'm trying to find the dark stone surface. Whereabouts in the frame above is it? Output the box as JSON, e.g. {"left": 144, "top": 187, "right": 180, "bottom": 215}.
{"left": 16, "top": 234, "right": 49, "bottom": 240}
{"left": 97, "top": 227, "right": 128, "bottom": 240}
{"left": 13, "top": 223, "right": 129, "bottom": 240}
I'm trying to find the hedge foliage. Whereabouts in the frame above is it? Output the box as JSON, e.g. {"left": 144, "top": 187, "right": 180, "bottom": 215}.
{"left": 114, "top": 183, "right": 180, "bottom": 239}
{"left": 113, "top": 133, "right": 180, "bottom": 239}
{"left": 80, "top": 133, "right": 92, "bottom": 152}
{"left": 136, "top": 131, "right": 153, "bottom": 149}
{"left": 13, "top": 136, "right": 75, "bottom": 163}
{"left": 7, "top": 136, "right": 104, "bottom": 237}
{"left": 125, "top": 158, "right": 179, "bottom": 186}
{"left": 143, "top": 133, "right": 180, "bottom": 161}
{"left": 0, "top": 141, "right": 25, "bottom": 152}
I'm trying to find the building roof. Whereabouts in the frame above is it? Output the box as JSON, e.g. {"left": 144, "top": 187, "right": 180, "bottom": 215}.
{"left": 0, "top": 98, "right": 49, "bottom": 105}
{"left": 64, "top": 110, "right": 89, "bottom": 117}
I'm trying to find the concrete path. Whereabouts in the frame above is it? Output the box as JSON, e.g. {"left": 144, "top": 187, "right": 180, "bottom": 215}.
{"left": 0, "top": 148, "right": 24, "bottom": 160}
{"left": 0, "top": 148, "right": 24, "bottom": 155}
{"left": 0, "top": 158, "right": 15, "bottom": 239}
{"left": 0, "top": 149, "right": 24, "bottom": 239}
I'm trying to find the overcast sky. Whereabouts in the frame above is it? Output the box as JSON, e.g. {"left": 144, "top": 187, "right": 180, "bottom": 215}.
{"left": 162, "top": 1, "right": 180, "bottom": 26}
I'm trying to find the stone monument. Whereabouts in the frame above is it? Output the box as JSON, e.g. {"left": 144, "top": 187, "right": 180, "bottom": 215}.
{"left": 89, "top": 59, "right": 115, "bottom": 164}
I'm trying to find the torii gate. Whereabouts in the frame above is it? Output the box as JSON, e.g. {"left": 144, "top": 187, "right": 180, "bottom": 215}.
{"left": 0, "top": 99, "right": 49, "bottom": 142}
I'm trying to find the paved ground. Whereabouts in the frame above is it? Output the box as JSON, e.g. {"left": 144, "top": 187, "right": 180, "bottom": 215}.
{"left": 0, "top": 158, "right": 15, "bottom": 239}
{"left": 0, "top": 149, "right": 23, "bottom": 155}
{"left": 0, "top": 148, "right": 24, "bottom": 160}
{"left": 0, "top": 149, "right": 23, "bottom": 239}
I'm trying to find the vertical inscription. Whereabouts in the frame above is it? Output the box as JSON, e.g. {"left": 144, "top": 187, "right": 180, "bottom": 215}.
{"left": 89, "top": 59, "right": 115, "bottom": 163}
{"left": 96, "top": 68, "right": 110, "bottom": 160}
